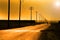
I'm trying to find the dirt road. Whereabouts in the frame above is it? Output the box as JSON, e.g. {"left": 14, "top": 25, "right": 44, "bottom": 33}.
{"left": 0, "top": 24, "right": 50, "bottom": 40}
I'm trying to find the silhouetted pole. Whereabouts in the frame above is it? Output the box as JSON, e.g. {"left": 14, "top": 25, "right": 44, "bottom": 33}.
{"left": 8, "top": 0, "right": 10, "bottom": 20}
{"left": 39, "top": 14, "right": 40, "bottom": 21}
{"left": 19, "top": 0, "right": 21, "bottom": 20}
{"left": 8, "top": 0, "right": 10, "bottom": 27}
{"left": 36, "top": 11, "right": 37, "bottom": 20}
{"left": 19, "top": 0, "right": 21, "bottom": 27}
{"left": 30, "top": 7, "right": 33, "bottom": 20}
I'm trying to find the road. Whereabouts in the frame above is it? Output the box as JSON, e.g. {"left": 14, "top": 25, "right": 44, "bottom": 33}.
{"left": 0, "top": 24, "right": 50, "bottom": 40}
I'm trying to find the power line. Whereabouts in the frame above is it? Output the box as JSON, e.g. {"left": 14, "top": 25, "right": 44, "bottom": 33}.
{"left": 39, "top": 13, "right": 48, "bottom": 23}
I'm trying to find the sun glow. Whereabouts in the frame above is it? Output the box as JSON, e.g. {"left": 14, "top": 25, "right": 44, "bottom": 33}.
{"left": 56, "top": 2, "right": 60, "bottom": 6}
{"left": 55, "top": 0, "right": 60, "bottom": 7}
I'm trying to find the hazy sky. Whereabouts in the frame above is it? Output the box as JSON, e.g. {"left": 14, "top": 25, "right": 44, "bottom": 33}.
{"left": 0, "top": 0, "right": 60, "bottom": 21}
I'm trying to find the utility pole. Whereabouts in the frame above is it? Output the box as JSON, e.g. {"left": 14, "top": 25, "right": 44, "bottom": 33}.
{"left": 39, "top": 14, "right": 40, "bottom": 20}
{"left": 19, "top": 0, "right": 21, "bottom": 27}
{"left": 19, "top": 0, "right": 21, "bottom": 20}
{"left": 36, "top": 11, "right": 38, "bottom": 21}
{"left": 30, "top": 7, "right": 33, "bottom": 20}
{"left": 8, "top": 0, "right": 10, "bottom": 28}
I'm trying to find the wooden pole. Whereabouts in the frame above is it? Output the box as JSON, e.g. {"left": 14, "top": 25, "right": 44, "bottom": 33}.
{"left": 19, "top": 0, "right": 21, "bottom": 20}
{"left": 8, "top": 0, "right": 10, "bottom": 28}
{"left": 19, "top": 0, "right": 21, "bottom": 27}
{"left": 36, "top": 11, "right": 37, "bottom": 21}
{"left": 30, "top": 7, "right": 33, "bottom": 20}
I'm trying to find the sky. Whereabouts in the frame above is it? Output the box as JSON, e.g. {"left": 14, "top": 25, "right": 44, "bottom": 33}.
{"left": 0, "top": 0, "right": 60, "bottom": 21}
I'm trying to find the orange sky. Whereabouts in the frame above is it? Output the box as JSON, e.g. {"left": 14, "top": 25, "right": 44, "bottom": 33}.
{"left": 0, "top": 0, "right": 60, "bottom": 21}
